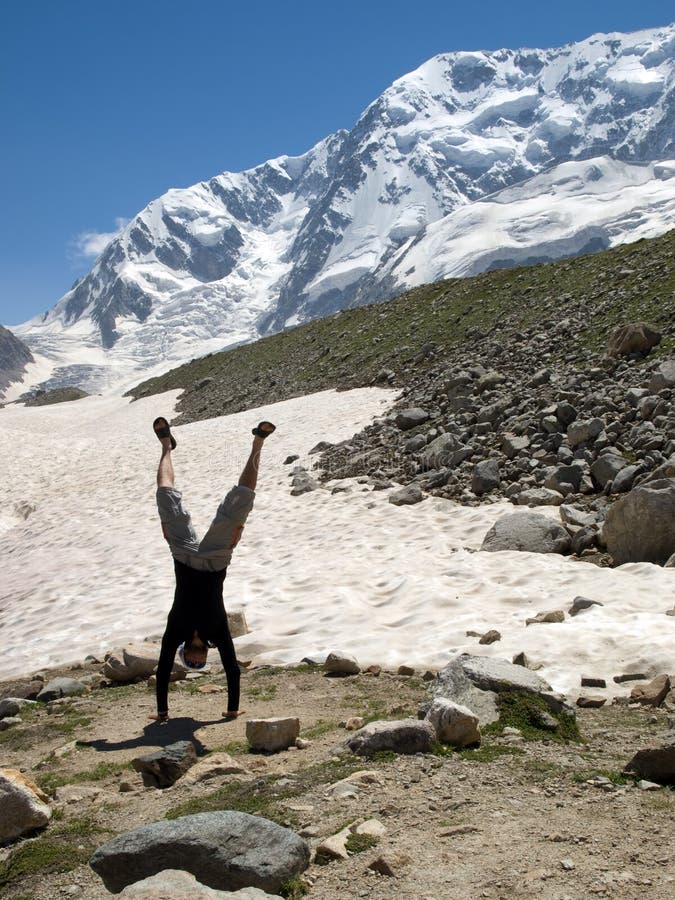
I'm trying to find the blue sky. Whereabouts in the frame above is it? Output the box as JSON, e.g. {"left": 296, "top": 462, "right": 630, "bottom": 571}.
{"left": 0, "top": 0, "right": 670, "bottom": 326}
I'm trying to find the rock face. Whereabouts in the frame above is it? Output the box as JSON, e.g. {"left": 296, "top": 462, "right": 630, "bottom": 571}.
{"left": 89, "top": 811, "right": 310, "bottom": 894}
{"left": 422, "top": 653, "right": 572, "bottom": 724}
{"left": 0, "top": 768, "right": 52, "bottom": 842}
{"left": 603, "top": 478, "right": 675, "bottom": 564}
{"left": 0, "top": 325, "right": 33, "bottom": 394}
{"left": 132, "top": 741, "right": 198, "bottom": 788}
{"left": 481, "top": 512, "right": 571, "bottom": 554}
{"left": 343, "top": 718, "right": 436, "bottom": 756}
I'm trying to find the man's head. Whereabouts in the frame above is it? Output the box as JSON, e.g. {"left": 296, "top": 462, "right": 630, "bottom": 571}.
{"left": 179, "top": 631, "right": 208, "bottom": 669}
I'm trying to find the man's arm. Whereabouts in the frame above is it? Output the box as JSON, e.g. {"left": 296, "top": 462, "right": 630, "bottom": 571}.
{"left": 152, "top": 629, "right": 181, "bottom": 721}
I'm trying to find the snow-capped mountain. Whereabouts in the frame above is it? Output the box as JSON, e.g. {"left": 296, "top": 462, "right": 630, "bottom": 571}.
{"left": 11, "top": 23, "right": 675, "bottom": 394}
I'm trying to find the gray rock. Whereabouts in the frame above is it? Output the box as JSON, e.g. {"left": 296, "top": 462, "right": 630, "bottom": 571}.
{"left": 0, "top": 698, "right": 36, "bottom": 719}
{"left": 394, "top": 408, "right": 430, "bottom": 430}
{"left": 290, "top": 470, "right": 319, "bottom": 496}
{"left": 611, "top": 464, "right": 642, "bottom": 494}
{"left": 544, "top": 464, "right": 584, "bottom": 494}
{"left": 624, "top": 742, "right": 675, "bottom": 786}
{"left": 425, "top": 699, "right": 480, "bottom": 747}
{"left": 502, "top": 433, "right": 530, "bottom": 459}
{"left": 419, "top": 433, "right": 461, "bottom": 469}
{"left": 132, "top": 741, "right": 198, "bottom": 788}
{"left": 118, "top": 869, "right": 282, "bottom": 897}
{"left": 1, "top": 680, "right": 43, "bottom": 701}
{"left": 481, "top": 512, "right": 571, "bottom": 555}
{"left": 388, "top": 484, "right": 425, "bottom": 506}
{"left": 590, "top": 453, "right": 628, "bottom": 490}
{"left": 556, "top": 402, "right": 577, "bottom": 428}
{"left": 648, "top": 360, "right": 675, "bottom": 392}
{"left": 246, "top": 718, "right": 300, "bottom": 753}
{"left": 0, "top": 717, "right": 22, "bottom": 731}
{"left": 343, "top": 718, "right": 436, "bottom": 756}
{"left": 421, "top": 653, "right": 572, "bottom": 725}
{"left": 471, "top": 459, "right": 500, "bottom": 495}
{"left": 567, "top": 419, "right": 603, "bottom": 449}
{"left": 603, "top": 478, "right": 675, "bottom": 564}
{"left": 36, "top": 677, "right": 88, "bottom": 702}
{"left": 516, "top": 487, "right": 563, "bottom": 506}
{"left": 404, "top": 434, "right": 426, "bottom": 453}
{"left": 104, "top": 643, "right": 184, "bottom": 683}
{"left": 89, "top": 811, "right": 310, "bottom": 894}
{"left": 559, "top": 505, "right": 596, "bottom": 528}
{"left": 0, "top": 768, "right": 52, "bottom": 842}
{"left": 569, "top": 596, "right": 604, "bottom": 616}
{"left": 323, "top": 651, "right": 360, "bottom": 676}
{"left": 570, "top": 525, "right": 599, "bottom": 555}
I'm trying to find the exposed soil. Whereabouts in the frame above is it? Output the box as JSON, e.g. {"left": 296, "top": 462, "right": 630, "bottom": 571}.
{"left": 1, "top": 660, "right": 673, "bottom": 899}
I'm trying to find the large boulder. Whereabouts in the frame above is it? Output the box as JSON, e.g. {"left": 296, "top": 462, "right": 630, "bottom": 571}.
{"left": 481, "top": 512, "right": 571, "bottom": 555}
{"left": 394, "top": 408, "right": 429, "bottom": 430}
{"left": 343, "top": 718, "right": 436, "bottom": 756}
{"left": 0, "top": 768, "right": 52, "bottom": 842}
{"left": 89, "top": 811, "right": 310, "bottom": 894}
{"left": 607, "top": 322, "right": 661, "bottom": 357}
{"left": 602, "top": 478, "right": 675, "bottom": 565}
{"left": 246, "top": 718, "right": 300, "bottom": 753}
{"left": 421, "top": 654, "right": 573, "bottom": 725}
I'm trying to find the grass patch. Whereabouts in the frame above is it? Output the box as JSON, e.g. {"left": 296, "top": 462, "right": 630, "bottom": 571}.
{"left": 211, "top": 740, "right": 249, "bottom": 756}
{"left": 571, "top": 769, "right": 629, "bottom": 786}
{"left": 301, "top": 719, "right": 338, "bottom": 740}
{"left": 36, "top": 761, "right": 132, "bottom": 797}
{"left": 279, "top": 875, "right": 309, "bottom": 899}
{"left": 483, "top": 691, "right": 582, "bottom": 743}
{"left": 370, "top": 750, "right": 397, "bottom": 763}
{"left": 247, "top": 683, "right": 278, "bottom": 702}
{"left": 457, "top": 743, "right": 524, "bottom": 763}
{"left": 165, "top": 757, "right": 363, "bottom": 823}
{"left": 345, "top": 832, "right": 379, "bottom": 854}
{"left": 0, "top": 817, "right": 108, "bottom": 892}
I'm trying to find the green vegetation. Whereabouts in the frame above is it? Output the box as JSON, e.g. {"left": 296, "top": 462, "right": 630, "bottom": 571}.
{"left": 301, "top": 719, "right": 338, "bottom": 739}
{"left": 0, "top": 817, "right": 108, "bottom": 891}
{"left": 165, "top": 757, "right": 363, "bottom": 823}
{"left": 126, "top": 230, "right": 675, "bottom": 425}
{"left": 345, "top": 832, "right": 380, "bottom": 854}
{"left": 457, "top": 743, "right": 524, "bottom": 763}
{"left": 571, "top": 769, "right": 629, "bottom": 786}
{"left": 370, "top": 750, "right": 397, "bottom": 763}
{"left": 483, "top": 691, "right": 582, "bottom": 743}
{"left": 279, "top": 875, "right": 309, "bottom": 899}
{"left": 36, "top": 761, "right": 132, "bottom": 797}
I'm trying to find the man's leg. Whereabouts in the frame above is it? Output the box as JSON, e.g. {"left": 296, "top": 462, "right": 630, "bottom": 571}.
{"left": 157, "top": 439, "right": 174, "bottom": 488}
{"left": 238, "top": 427, "right": 271, "bottom": 491}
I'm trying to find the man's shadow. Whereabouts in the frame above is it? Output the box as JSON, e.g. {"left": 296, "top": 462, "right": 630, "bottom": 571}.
{"left": 78, "top": 716, "right": 229, "bottom": 756}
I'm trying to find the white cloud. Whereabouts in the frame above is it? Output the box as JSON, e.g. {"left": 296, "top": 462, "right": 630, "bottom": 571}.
{"left": 71, "top": 217, "right": 130, "bottom": 261}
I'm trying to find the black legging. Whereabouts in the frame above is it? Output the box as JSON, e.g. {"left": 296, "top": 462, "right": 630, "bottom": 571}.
{"left": 155, "top": 616, "right": 240, "bottom": 715}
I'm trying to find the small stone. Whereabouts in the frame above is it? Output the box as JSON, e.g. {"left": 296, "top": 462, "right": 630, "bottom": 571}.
{"left": 526, "top": 610, "right": 565, "bottom": 626}
{"left": 422, "top": 670, "right": 436, "bottom": 681}
{"left": 323, "top": 652, "right": 360, "bottom": 676}
{"left": 132, "top": 741, "right": 198, "bottom": 788}
{"left": 368, "top": 852, "right": 411, "bottom": 877}
{"left": 246, "top": 718, "right": 300, "bottom": 753}
{"left": 613, "top": 673, "right": 647, "bottom": 684}
{"left": 364, "top": 665, "right": 381, "bottom": 677}
{"left": 397, "top": 665, "right": 415, "bottom": 676}
{"left": 479, "top": 630, "right": 501, "bottom": 645}
{"left": 581, "top": 677, "right": 607, "bottom": 689}
{"left": 569, "top": 596, "right": 603, "bottom": 617}
{"left": 560, "top": 859, "right": 575, "bottom": 871}
{"left": 388, "top": 484, "right": 425, "bottom": 506}
{"left": 637, "top": 780, "right": 663, "bottom": 791}
{"left": 576, "top": 696, "right": 607, "bottom": 709}
{"left": 344, "top": 717, "right": 365, "bottom": 731}
{"left": 295, "top": 738, "right": 311, "bottom": 750}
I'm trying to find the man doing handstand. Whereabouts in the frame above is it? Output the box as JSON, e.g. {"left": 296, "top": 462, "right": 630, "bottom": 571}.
{"left": 151, "top": 417, "right": 275, "bottom": 723}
